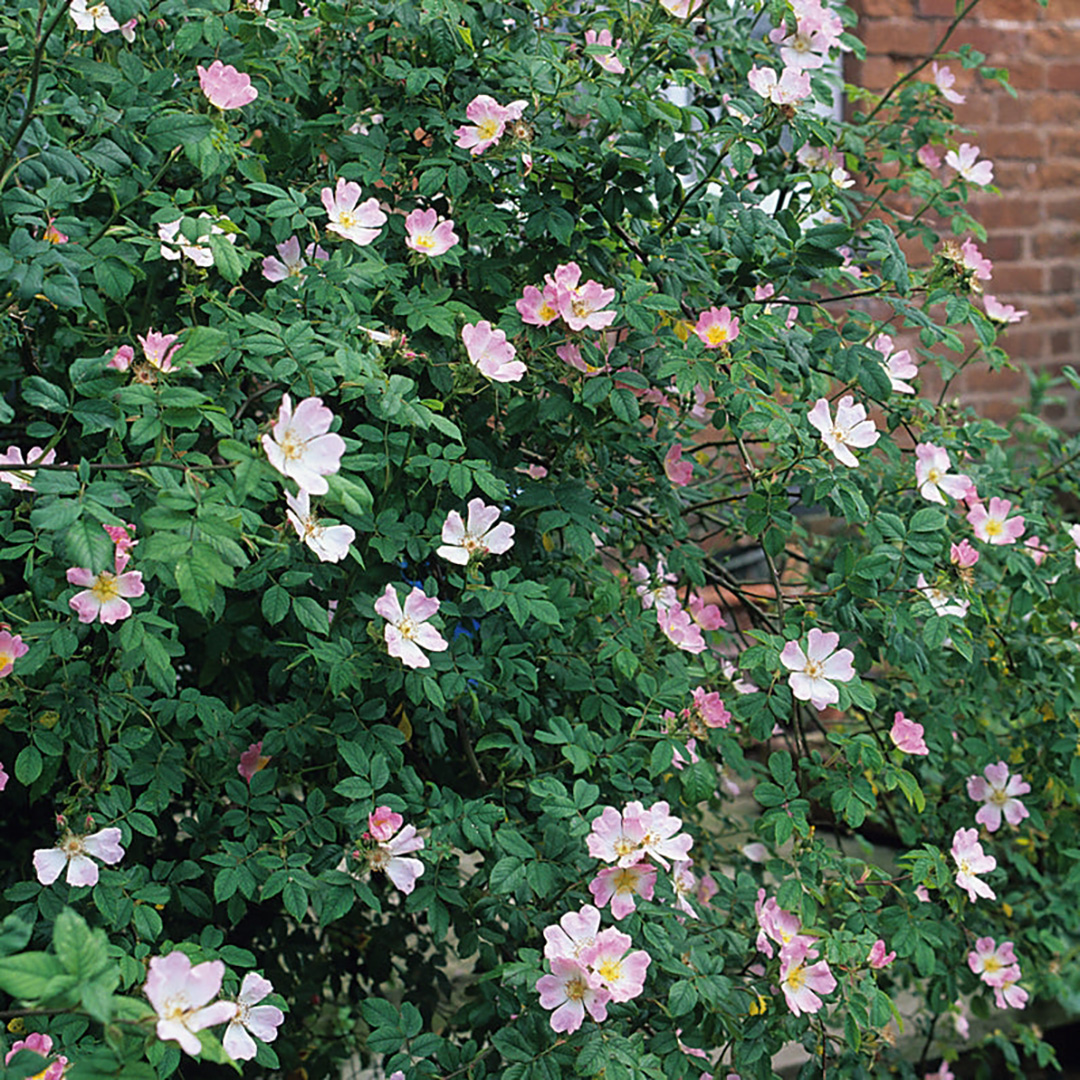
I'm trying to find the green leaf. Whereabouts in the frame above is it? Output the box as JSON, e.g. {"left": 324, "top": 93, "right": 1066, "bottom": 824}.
{"left": 293, "top": 595, "right": 330, "bottom": 635}
{"left": 14, "top": 745, "right": 42, "bottom": 785}
{"left": 23, "top": 376, "right": 69, "bottom": 413}
{"left": 175, "top": 326, "right": 228, "bottom": 367}
{"left": 668, "top": 979, "right": 699, "bottom": 1016}
{"left": 0, "top": 953, "right": 64, "bottom": 1001}
{"left": 261, "top": 585, "right": 290, "bottom": 624}
{"left": 488, "top": 856, "right": 526, "bottom": 894}
{"left": 145, "top": 113, "right": 213, "bottom": 150}
{"left": 209, "top": 234, "right": 245, "bottom": 283}
{"left": 66, "top": 517, "right": 115, "bottom": 573}
{"left": 0, "top": 913, "right": 34, "bottom": 958}
{"left": 53, "top": 908, "right": 111, "bottom": 980}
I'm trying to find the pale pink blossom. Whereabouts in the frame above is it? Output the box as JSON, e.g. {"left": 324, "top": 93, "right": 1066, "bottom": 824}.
{"left": 945, "top": 143, "right": 994, "bottom": 186}
{"left": 932, "top": 62, "right": 966, "bottom": 104}
{"left": 968, "top": 496, "right": 1025, "bottom": 545}
{"left": 967, "top": 937, "right": 1017, "bottom": 986}
{"left": 0, "top": 446, "right": 57, "bottom": 491}
{"left": 967, "top": 762, "right": 1030, "bottom": 832}
{"left": 261, "top": 394, "right": 346, "bottom": 496}
{"left": 755, "top": 889, "right": 808, "bottom": 958}
{"left": 795, "top": 146, "right": 843, "bottom": 172}
{"left": 543, "top": 904, "right": 602, "bottom": 961}
{"left": 262, "top": 236, "right": 329, "bottom": 282}
{"left": 158, "top": 215, "right": 231, "bottom": 267}
{"left": 285, "top": 489, "right": 355, "bottom": 563}
{"left": 120, "top": 16, "right": 136, "bottom": 41}
{"left": 553, "top": 263, "right": 617, "bottom": 332}
{"left": 68, "top": 565, "right": 145, "bottom": 625}
{"left": 915, "top": 885, "right": 931, "bottom": 903}
{"left": 807, "top": 396, "right": 879, "bottom": 468}
{"left": 580, "top": 928, "right": 650, "bottom": 1002}
{"left": 589, "top": 863, "right": 656, "bottom": 919}
{"left": 584, "top": 29, "right": 625, "bottom": 74}
{"left": 779, "top": 628, "right": 855, "bottom": 710}
{"left": 437, "top": 498, "right": 515, "bottom": 564}
{"left": 102, "top": 524, "right": 137, "bottom": 571}
{"left": 918, "top": 144, "right": 942, "bottom": 170}
{"left": 0, "top": 761, "right": 7, "bottom": 792}
{"left": 43, "top": 218, "right": 68, "bottom": 244}
{"left": 688, "top": 595, "right": 725, "bottom": 631}
{"left": 657, "top": 602, "right": 707, "bottom": 654}
{"left": 587, "top": 801, "right": 691, "bottom": 868}
{"left": 526, "top": 463, "right": 548, "bottom": 479}
{"left": 915, "top": 573, "right": 970, "bottom": 619}
{"left": 0, "top": 629, "right": 29, "bottom": 678}
{"left": 983, "top": 294, "right": 1028, "bottom": 323}
{"left": 692, "top": 686, "right": 731, "bottom": 728}
{"left": 454, "top": 95, "right": 525, "bottom": 156}
{"left": 951, "top": 827, "right": 997, "bottom": 902}
{"left": 557, "top": 342, "right": 610, "bottom": 376}
{"left": 516, "top": 283, "right": 560, "bottom": 326}
{"left": 660, "top": 0, "right": 703, "bottom": 16}
{"left": 769, "top": 23, "right": 832, "bottom": 72}
{"left": 915, "top": 444, "right": 972, "bottom": 504}
{"left": 238, "top": 741, "right": 270, "bottom": 783}
{"left": 368, "top": 806, "right": 403, "bottom": 843}
{"left": 958, "top": 238, "right": 993, "bottom": 282}
{"left": 951, "top": 999, "right": 971, "bottom": 1039}
{"left": 694, "top": 306, "right": 740, "bottom": 349}
{"left": 872, "top": 333, "right": 918, "bottom": 394}
{"left": 890, "top": 711, "right": 929, "bottom": 755}
{"left": 144, "top": 952, "right": 235, "bottom": 1056}
{"left": 992, "top": 967, "right": 1028, "bottom": 1010}
{"left": 321, "top": 179, "right": 386, "bottom": 247}
{"left": 107, "top": 344, "right": 135, "bottom": 371}
{"left": 742, "top": 842, "right": 768, "bottom": 863}
{"left": 747, "top": 65, "right": 812, "bottom": 105}
{"left": 70, "top": 0, "right": 120, "bottom": 33}
{"left": 664, "top": 443, "right": 693, "bottom": 486}
{"left": 197, "top": 61, "right": 258, "bottom": 109}
{"left": 5, "top": 1033, "right": 67, "bottom": 1080}
{"left": 374, "top": 585, "right": 448, "bottom": 669}
{"left": 462, "top": 321, "right": 526, "bottom": 382}
{"left": 34, "top": 827, "right": 124, "bottom": 887}
{"left": 670, "top": 739, "right": 699, "bottom": 772}
{"left": 363, "top": 815, "right": 425, "bottom": 894}
{"left": 867, "top": 940, "right": 896, "bottom": 968}
{"left": 926, "top": 1062, "right": 955, "bottom": 1080}
{"left": 404, "top": 208, "right": 459, "bottom": 257}
{"left": 631, "top": 559, "right": 677, "bottom": 611}
{"left": 222, "top": 973, "right": 285, "bottom": 1062}
{"left": 779, "top": 938, "right": 836, "bottom": 1016}
{"left": 536, "top": 958, "right": 609, "bottom": 1033}
{"left": 137, "top": 329, "right": 180, "bottom": 372}
{"left": 1023, "top": 535, "right": 1049, "bottom": 566}
{"left": 951, "top": 539, "right": 980, "bottom": 568}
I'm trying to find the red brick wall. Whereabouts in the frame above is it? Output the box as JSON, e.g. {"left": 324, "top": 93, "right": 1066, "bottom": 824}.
{"left": 847, "top": 0, "right": 1080, "bottom": 426}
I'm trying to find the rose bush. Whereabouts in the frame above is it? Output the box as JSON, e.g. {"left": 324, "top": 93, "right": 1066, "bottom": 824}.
{"left": 0, "top": 0, "right": 1077, "bottom": 1078}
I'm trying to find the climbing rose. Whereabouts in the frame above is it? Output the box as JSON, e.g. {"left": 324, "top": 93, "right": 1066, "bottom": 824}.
{"left": 966, "top": 762, "right": 1031, "bottom": 832}
{"left": 238, "top": 741, "right": 270, "bottom": 783}
{"left": 361, "top": 809, "right": 425, "bottom": 894}
{"left": 69, "top": 0, "right": 120, "bottom": 33}
{"left": 587, "top": 801, "right": 691, "bottom": 869}
{"left": 536, "top": 958, "right": 609, "bottom": 1033}
{"left": 321, "top": 178, "right": 387, "bottom": 246}
{"left": 951, "top": 828, "right": 997, "bottom": 902}
{"left": 68, "top": 565, "right": 145, "bottom": 625}
{"left": 454, "top": 95, "right": 525, "bottom": 156}
{"left": 285, "top": 489, "right": 355, "bottom": 563}
{"left": 755, "top": 889, "right": 810, "bottom": 959}
{"left": 374, "top": 585, "right": 448, "bottom": 669}
{"left": 34, "top": 827, "right": 125, "bottom": 887}
{"left": 992, "top": 968, "right": 1028, "bottom": 1010}
{"left": 694, "top": 306, "right": 740, "bottom": 348}
{"left": 747, "top": 65, "right": 812, "bottom": 104}
{"left": 462, "top": 321, "right": 527, "bottom": 382}
{"left": 516, "top": 283, "right": 560, "bottom": 326}
{"left": 873, "top": 333, "right": 918, "bottom": 393}
{"left": 137, "top": 329, "right": 180, "bottom": 372}
{"left": 589, "top": 863, "right": 657, "bottom": 919}
{"left": 983, "top": 294, "right": 1028, "bottom": 323}
{"left": 932, "top": 62, "right": 965, "bottom": 103}
{"left": 657, "top": 602, "right": 707, "bottom": 654}
{"left": 222, "top": 973, "right": 285, "bottom": 1061}
{"left": 158, "top": 215, "right": 232, "bottom": 266}
{"left": 967, "top": 496, "right": 1025, "bottom": 545}
{"left": 144, "top": 952, "right": 235, "bottom": 1056}
{"left": 951, "top": 539, "right": 980, "bottom": 568}
{"left": 632, "top": 559, "right": 677, "bottom": 610}
{"left": 0, "top": 761, "right": 7, "bottom": 792}
{"left": 0, "top": 629, "right": 29, "bottom": 678}
{"left": 889, "top": 712, "right": 929, "bottom": 755}
{"left": 779, "top": 628, "right": 855, "bottom": 710}
{"left": 664, "top": 443, "right": 693, "bottom": 486}
{"left": 959, "top": 238, "right": 993, "bottom": 281}
{"left": 967, "top": 937, "right": 1017, "bottom": 986}
{"left": 262, "top": 236, "right": 329, "bottom": 282}
{"left": 915, "top": 573, "right": 970, "bottom": 619}
{"left": 261, "top": 394, "right": 346, "bottom": 496}
{"left": 660, "top": 0, "right": 702, "bottom": 15}
{"left": 807, "top": 396, "right": 879, "bottom": 468}
{"left": 867, "top": 940, "right": 896, "bottom": 969}
{"left": 43, "top": 218, "right": 68, "bottom": 244}
{"left": 580, "top": 928, "right": 650, "bottom": 1002}
{"left": 945, "top": 143, "right": 994, "bottom": 186}
{"left": 688, "top": 594, "right": 724, "bottom": 631}
{"left": 692, "top": 686, "right": 731, "bottom": 728}
{"left": 437, "top": 498, "right": 515, "bottom": 564}
{"left": 914, "top": 444, "right": 972, "bottom": 504}
{"left": 543, "top": 904, "right": 602, "bottom": 961}
{"left": 197, "top": 60, "right": 258, "bottom": 109}
{"left": 552, "top": 262, "right": 617, "bottom": 332}
{"left": 107, "top": 344, "right": 135, "bottom": 371}
{"left": 4, "top": 1034, "right": 67, "bottom": 1080}
{"left": 779, "top": 938, "right": 836, "bottom": 1016}
{"left": 584, "top": 29, "right": 625, "bottom": 73}
{"left": 404, "top": 208, "right": 459, "bottom": 257}
{"left": 0, "top": 446, "right": 57, "bottom": 491}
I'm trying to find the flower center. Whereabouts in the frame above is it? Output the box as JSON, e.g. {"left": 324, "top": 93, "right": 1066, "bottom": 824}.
{"left": 596, "top": 958, "right": 622, "bottom": 984}
{"left": 984, "top": 519, "right": 1003, "bottom": 537}
{"left": 613, "top": 837, "right": 637, "bottom": 858}
{"left": 927, "top": 467, "right": 941, "bottom": 484}
{"left": 413, "top": 233, "right": 436, "bottom": 250}
{"left": 786, "top": 964, "right": 807, "bottom": 991}
{"left": 398, "top": 617, "right": 417, "bottom": 641}
{"left": 990, "top": 789, "right": 1008, "bottom": 806}
{"left": 91, "top": 572, "right": 120, "bottom": 602}
{"left": 462, "top": 534, "right": 482, "bottom": 554}
{"left": 803, "top": 659, "right": 823, "bottom": 679}
{"left": 612, "top": 869, "right": 639, "bottom": 895}
{"left": 706, "top": 325, "right": 728, "bottom": 345}
{"left": 958, "top": 857, "right": 971, "bottom": 875}
{"left": 62, "top": 836, "right": 85, "bottom": 858}
{"left": 337, "top": 211, "right": 357, "bottom": 230}
{"left": 539, "top": 302, "right": 557, "bottom": 320}
{"left": 477, "top": 118, "right": 500, "bottom": 141}
{"left": 983, "top": 956, "right": 1002, "bottom": 973}
{"left": 89, "top": 3, "right": 109, "bottom": 16}
{"left": 279, "top": 431, "right": 304, "bottom": 461}
{"left": 367, "top": 846, "right": 391, "bottom": 872}
{"left": 830, "top": 426, "right": 848, "bottom": 444}
{"left": 571, "top": 297, "right": 591, "bottom": 319}
{"left": 565, "top": 975, "right": 587, "bottom": 1002}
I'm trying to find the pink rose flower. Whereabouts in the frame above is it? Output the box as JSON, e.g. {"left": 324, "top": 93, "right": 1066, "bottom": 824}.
{"left": 107, "top": 344, "right": 135, "bottom": 371}
{"left": 137, "top": 329, "right": 181, "bottom": 372}
{"left": 321, "top": 178, "right": 386, "bottom": 247}
{"left": 262, "top": 236, "right": 329, "bottom": 282}
{"left": 404, "top": 208, "right": 459, "bottom": 257}
{"left": 516, "top": 283, "right": 560, "bottom": 326}
{"left": 914, "top": 444, "right": 972, "bottom": 504}
{"left": 43, "top": 217, "right": 68, "bottom": 244}
{"left": 945, "top": 143, "right": 994, "bottom": 186}
{"left": 807, "top": 396, "right": 879, "bottom": 468}
{"left": 584, "top": 28, "right": 625, "bottom": 74}
{"left": 872, "top": 333, "right": 918, "bottom": 394}
{"left": 552, "top": 262, "right": 617, "bottom": 332}
{"left": 5, "top": 1033, "right": 67, "bottom": 1080}
{"left": 967, "top": 496, "right": 1025, "bottom": 545}
{"left": 0, "top": 446, "right": 57, "bottom": 491}
{"left": 222, "top": 973, "right": 285, "bottom": 1062}
{"left": 983, "top": 294, "right": 1028, "bottom": 323}
{"left": 779, "top": 628, "right": 855, "bottom": 710}
{"left": 158, "top": 215, "right": 232, "bottom": 266}
{"left": 779, "top": 937, "right": 836, "bottom": 1016}
{"left": 918, "top": 144, "right": 942, "bottom": 170}
{"left": 959, "top": 237, "right": 993, "bottom": 282}
{"left": 261, "top": 394, "right": 346, "bottom": 496}
{"left": 664, "top": 443, "right": 694, "bottom": 486}
{"left": 238, "top": 741, "right": 270, "bottom": 783}
{"left": 632, "top": 559, "right": 677, "bottom": 611}
{"left": 0, "top": 629, "right": 29, "bottom": 678}
{"left": 867, "top": 939, "right": 896, "bottom": 969}
{"left": 361, "top": 814, "right": 425, "bottom": 894}
{"left": 589, "top": 863, "right": 657, "bottom": 919}
{"left": 0, "top": 761, "right": 8, "bottom": 792}
{"left": 951, "top": 827, "right": 997, "bottom": 902}
{"left": 144, "top": 952, "right": 236, "bottom": 1056}
{"left": 889, "top": 711, "right": 929, "bottom": 755}
{"left": 462, "top": 321, "right": 526, "bottom": 382}
{"left": 536, "top": 957, "right": 609, "bottom": 1033}
{"left": 580, "top": 927, "right": 651, "bottom": 1002}
{"left": 454, "top": 95, "right": 526, "bottom": 156}
{"left": 543, "top": 904, "right": 602, "bottom": 962}
{"left": 915, "top": 573, "right": 969, "bottom": 619}
{"left": 932, "top": 62, "right": 965, "bottom": 104}
{"left": 966, "top": 762, "right": 1031, "bottom": 832}
{"left": 950, "top": 539, "right": 979, "bottom": 568}
{"left": 285, "top": 489, "right": 355, "bottom": 563}
{"left": 437, "top": 498, "right": 515, "bottom": 564}
{"left": 657, "top": 601, "right": 707, "bottom": 654}
{"left": 992, "top": 967, "right": 1028, "bottom": 1010}
{"left": 967, "top": 937, "right": 1017, "bottom": 986}
{"left": 692, "top": 685, "right": 731, "bottom": 728}
{"left": 374, "top": 584, "right": 448, "bottom": 669}
{"left": 694, "top": 305, "right": 740, "bottom": 348}
{"left": 68, "top": 563, "right": 145, "bottom": 625}
{"left": 34, "top": 827, "right": 125, "bottom": 887}
{"left": 197, "top": 60, "right": 258, "bottom": 110}
{"left": 688, "top": 594, "right": 725, "bottom": 631}
{"left": 747, "top": 65, "right": 812, "bottom": 104}
{"left": 69, "top": 0, "right": 120, "bottom": 33}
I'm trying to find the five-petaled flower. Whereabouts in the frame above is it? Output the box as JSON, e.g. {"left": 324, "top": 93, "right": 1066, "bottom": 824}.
{"left": 70, "top": 0, "right": 120, "bottom": 33}
{"left": 285, "top": 489, "right": 355, "bottom": 563}
{"left": 945, "top": 143, "right": 994, "bottom": 186}
{"left": 779, "top": 937, "right": 837, "bottom": 1016}
{"left": 374, "top": 584, "right": 448, "bottom": 669}
{"left": 967, "top": 937, "right": 1017, "bottom": 986}
{"left": 867, "top": 940, "right": 896, "bottom": 969}
{"left": 138, "top": 329, "right": 181, "bottom": 372}
{"left": 966, "top": 762, "right": 1031, "bottom": 832}
{"left": 951, "top": 827, "right": 997, "bottom": 902}
{"left": 584, "top": 29, "right": 625, "bottom": 74}
{"left": 808, "top": 396, "right": 879, "bottom": 468}
{"left": 222, "top": 973, "right": 286, "bottom": 1061}
{"left": 262, "top": 394, "right": 347, "bottom": 496}
{"left": 779, "top": 628, "right": 856, "bottom": 710}
{"left": 0, "top": 629, "right": 29, "bottom": 678}
{"left": 437, "top": 498, "right": 515, "bottom": 564}
{"left": 462, "top": 321, "right": 527, "bottom": 382}
{"left": 967, "top": 496, "right": 1025, "bottom": 545}
{"left": 580, "top": 927, "right": 651, "bottom": 1002}
{"left": 664, "top": 443, "right": 694, "bottom": 486}
{"left": 589, "top": 863, "right": 656, "bottom": 919}
{"left": 915, "top": 573, "right": 970, "bottom": 619}
{"left": 360, "top": 805, "right": 425, "bottom": 893}
{"left": 321, "top": 178, "right": 387, "bottom": 247}
{"left": 454, "top": 95, "right": 526, "bottom": 156}
{"left": 552, "top": 262, "right": 617, "bottom": 332}
{"left": 0, "top": 446, "right": 57, "bottom": 491}
{"left": 915, "top": 444, "right": 972, "bottom": 504}
{"left": 535, "top": 957, "right": 609, "bottom": 1033}
{"left": 932, "top": 62, "right": 966, "bottom": 104}
{"left": 238, "top": 740, "right": 271, "bottom": 783}
{"left": 144, "top": 952, "right": 236, "bottom": 1056}
{"left": 4, "top": 1033, "right": 67, "bottom": 1080}
{"left": 873, "top": 333, "right": 918, "bottom": 394}
{"left": 694, "top": 306, "right": 740, "bottom": 349}
{"left": 404, "top": 208, "right": 459, "bottom": 257}
{"left": 34, "top": 827, "right": 125, "bottom": 887}
{"left": 68, "top": 561, "right": 145, "bottom": 625}
{"left": 197, "top": 60, "right": 259, "bottom": 110}
{"left": 262, "top": 236, "right": 329, "bottom": 282}
{"left": 983, "top": 294, "right": 1028, "bottom": 323}
{"left": 889, "top": 711, "right": 929, "bottom": 755}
